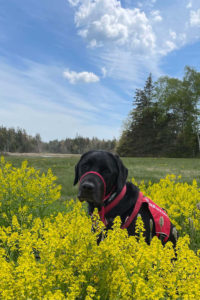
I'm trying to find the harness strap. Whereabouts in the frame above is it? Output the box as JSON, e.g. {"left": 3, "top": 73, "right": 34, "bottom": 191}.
{"left": 81, "top": 171, "right": 170, "bottom": 243}
{"left": 99, "top": 185, "right": 127, "bottom": 225}
{"left": 100, "top": 190, "right": 170, "bottom": 243}
{"left": 121, "top": 191, "right": 143, "bottom": 229}
{"left": 99, "top": 206, "right": 107, "bottom": 225}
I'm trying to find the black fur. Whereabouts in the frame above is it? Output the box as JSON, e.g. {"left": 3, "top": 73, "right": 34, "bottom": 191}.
{"left": 74, "top": 150, "right": 177, "bottom": 246}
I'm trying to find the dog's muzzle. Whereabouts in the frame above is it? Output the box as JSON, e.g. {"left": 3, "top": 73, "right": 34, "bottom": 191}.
{"left": 78, "top": 181, "right": 96, "bottom": 202}
{"left": 78, "top": 171, "right": 113, "bottom": 203}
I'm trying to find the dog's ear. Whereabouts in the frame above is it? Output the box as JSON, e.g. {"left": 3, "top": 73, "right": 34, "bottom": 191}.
{"left": 73, "top": 162, "right": 79, "bottom": 186}
{"left": 73, "top": 151, "right": 93, "bottom": 185}
{"left": 113, "top": 154, "right": 128, "bottom": 193}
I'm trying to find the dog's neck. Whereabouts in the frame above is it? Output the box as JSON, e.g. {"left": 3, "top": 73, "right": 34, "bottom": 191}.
{"left": 98, "top": 182, "right": 139, "bottom": 227}
{"left": 88, "top": 183, "right": 139, "bottom": 227}
{"left": 99, "top": 185, "right": 127, "bottom": 225}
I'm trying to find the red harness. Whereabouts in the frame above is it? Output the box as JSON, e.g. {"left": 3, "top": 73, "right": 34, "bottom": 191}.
{"left": 80, "top": 172, "right": 171, "bottom": 243}
{"left": 121, "top": 192, "right": 171, "bottom": 243}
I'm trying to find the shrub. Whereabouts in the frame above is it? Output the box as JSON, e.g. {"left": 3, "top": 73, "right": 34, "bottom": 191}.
{"left": 0, "top": 204, "right": 200, "bottom": 299}
{"left": 0, "top": 157, "right": 61, "bottom": 227}
{"left": 0, "top": 160, "right": 200, "bottom": 299}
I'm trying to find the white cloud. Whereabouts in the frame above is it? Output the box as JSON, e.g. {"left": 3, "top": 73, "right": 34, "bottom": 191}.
{"left": 151, "top": 10, "right": 162, "bottom": 22}
{"left": 92, "top": 47, "right": 162, "bottom": 89}
{"left": 63, "top": 69, "right": 99, "bottom": 84}
{"left": 67, "top": 0, "right": 200, "bottom": 58}
{"left": 165, "top": 40, "right": 177, "bottom": 52}
{"left": 186, "top": 1, "right": 192, "bottom": 9}
{"left": 0, "top": 58, "right": 128, "bottom": 141}
{"left": 68, "top": 0, "right": 197, "bottom": 62}
{"left": 68, "top": 0, "right": 80, "bottom": 6}
{"left": 169, "top": 30, "right": 177, "bottom": 40}
{"left": 101, "top": 67, "right": 107, "bottom": 78}
{"left": 190, "top": 9, "right": 200, "bottom": 26}
{"left": 70, "top": 0, "right": 156, "bottom": 53}
{"left": 66, "top": 0, "right": 200, "bottom": 86}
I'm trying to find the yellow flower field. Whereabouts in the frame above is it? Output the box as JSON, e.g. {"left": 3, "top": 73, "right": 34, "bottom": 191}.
{"left": 0, "top": 158, "right": 200, "bottom": 299}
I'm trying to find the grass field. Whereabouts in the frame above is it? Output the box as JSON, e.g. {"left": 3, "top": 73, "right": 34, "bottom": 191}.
{"left": 4, "top": 154, "right": 200, "bottom": 201}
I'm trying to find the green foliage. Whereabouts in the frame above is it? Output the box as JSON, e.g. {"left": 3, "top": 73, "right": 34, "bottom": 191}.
{"left": 47, "top": 135, "right": 117, "bottom": 154}
{"left": 0, "top": 126, "right": 116, "bottom": 154}
{"left": 0, "top": 127, "right": 41, "bottom": 153}
{"left": 117, "top": 66, "right": 200, "bottom": 157}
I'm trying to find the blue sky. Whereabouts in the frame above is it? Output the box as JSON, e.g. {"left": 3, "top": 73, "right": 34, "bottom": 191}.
{"left": 0, "top": 0, "right": 200, "bottom": 141}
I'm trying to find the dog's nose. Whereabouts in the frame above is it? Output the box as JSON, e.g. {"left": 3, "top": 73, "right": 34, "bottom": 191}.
{"left": 81, "top": 182, "right": 95, "bottom": 192}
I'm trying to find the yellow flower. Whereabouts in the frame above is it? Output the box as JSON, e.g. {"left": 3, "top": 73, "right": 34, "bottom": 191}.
{"left": 0, "top": 161, "right": 200, "bottom": 299}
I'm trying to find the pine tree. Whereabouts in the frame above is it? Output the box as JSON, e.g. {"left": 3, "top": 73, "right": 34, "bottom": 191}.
{"left": 117, "top": 67, "right": 200, "bottom": 157}
{"left": 117, "top": 73, "right": 157, "bottom": 156}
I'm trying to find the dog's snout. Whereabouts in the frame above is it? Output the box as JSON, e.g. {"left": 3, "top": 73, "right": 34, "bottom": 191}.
{"left": 81, "top": 181, "right": 95, "bottom": 192}
{"left": 78, "top": 181, "right": 96, "bottom": 202}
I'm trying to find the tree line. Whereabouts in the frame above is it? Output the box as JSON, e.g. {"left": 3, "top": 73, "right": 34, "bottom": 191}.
{"left": 116, "top": 66, "right": 200, "bottom": 157}
{"left": 0, "top": 127, "right": 117, "bottom": 154}
{"left": 1, "top": 65, "right": 200, "bottom": 157}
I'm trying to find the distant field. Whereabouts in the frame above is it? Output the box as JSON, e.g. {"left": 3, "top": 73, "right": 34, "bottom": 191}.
{"left": 4, "top": 154, "right": 200, "bottom": 200}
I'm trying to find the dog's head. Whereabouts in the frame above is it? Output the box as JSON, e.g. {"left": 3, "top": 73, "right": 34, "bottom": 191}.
{"left": 74, "top": 150, "right": 128, "bottom": 208}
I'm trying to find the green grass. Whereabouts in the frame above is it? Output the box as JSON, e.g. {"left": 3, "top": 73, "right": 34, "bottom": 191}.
{"left": 4, "top": 155, "right": 200, "bottom": 201}
{"left": 123, "top": 157, "right": 200, "bottom": 184}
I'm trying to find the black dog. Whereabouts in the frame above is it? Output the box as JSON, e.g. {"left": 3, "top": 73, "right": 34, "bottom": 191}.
{"left": 74, "top": 150, "right": 178, "bottom": 246}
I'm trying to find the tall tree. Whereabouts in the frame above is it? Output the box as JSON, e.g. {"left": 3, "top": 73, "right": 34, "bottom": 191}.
{"left": 117, "top": 66, "right": 200, "bottom": 157}
{"left": 117, "top": 73, "right": 157, "bottom": 156}
{"left": 155, "top": 66, "right": 200, "bottom": 156}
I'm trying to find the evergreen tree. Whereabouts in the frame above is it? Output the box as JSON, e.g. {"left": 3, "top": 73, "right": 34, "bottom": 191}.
{"left": 117, "top": 73, "right": 157, "bottom": 156}
{"left": 117, "top": 66, "right": 200, "bottom": 157}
